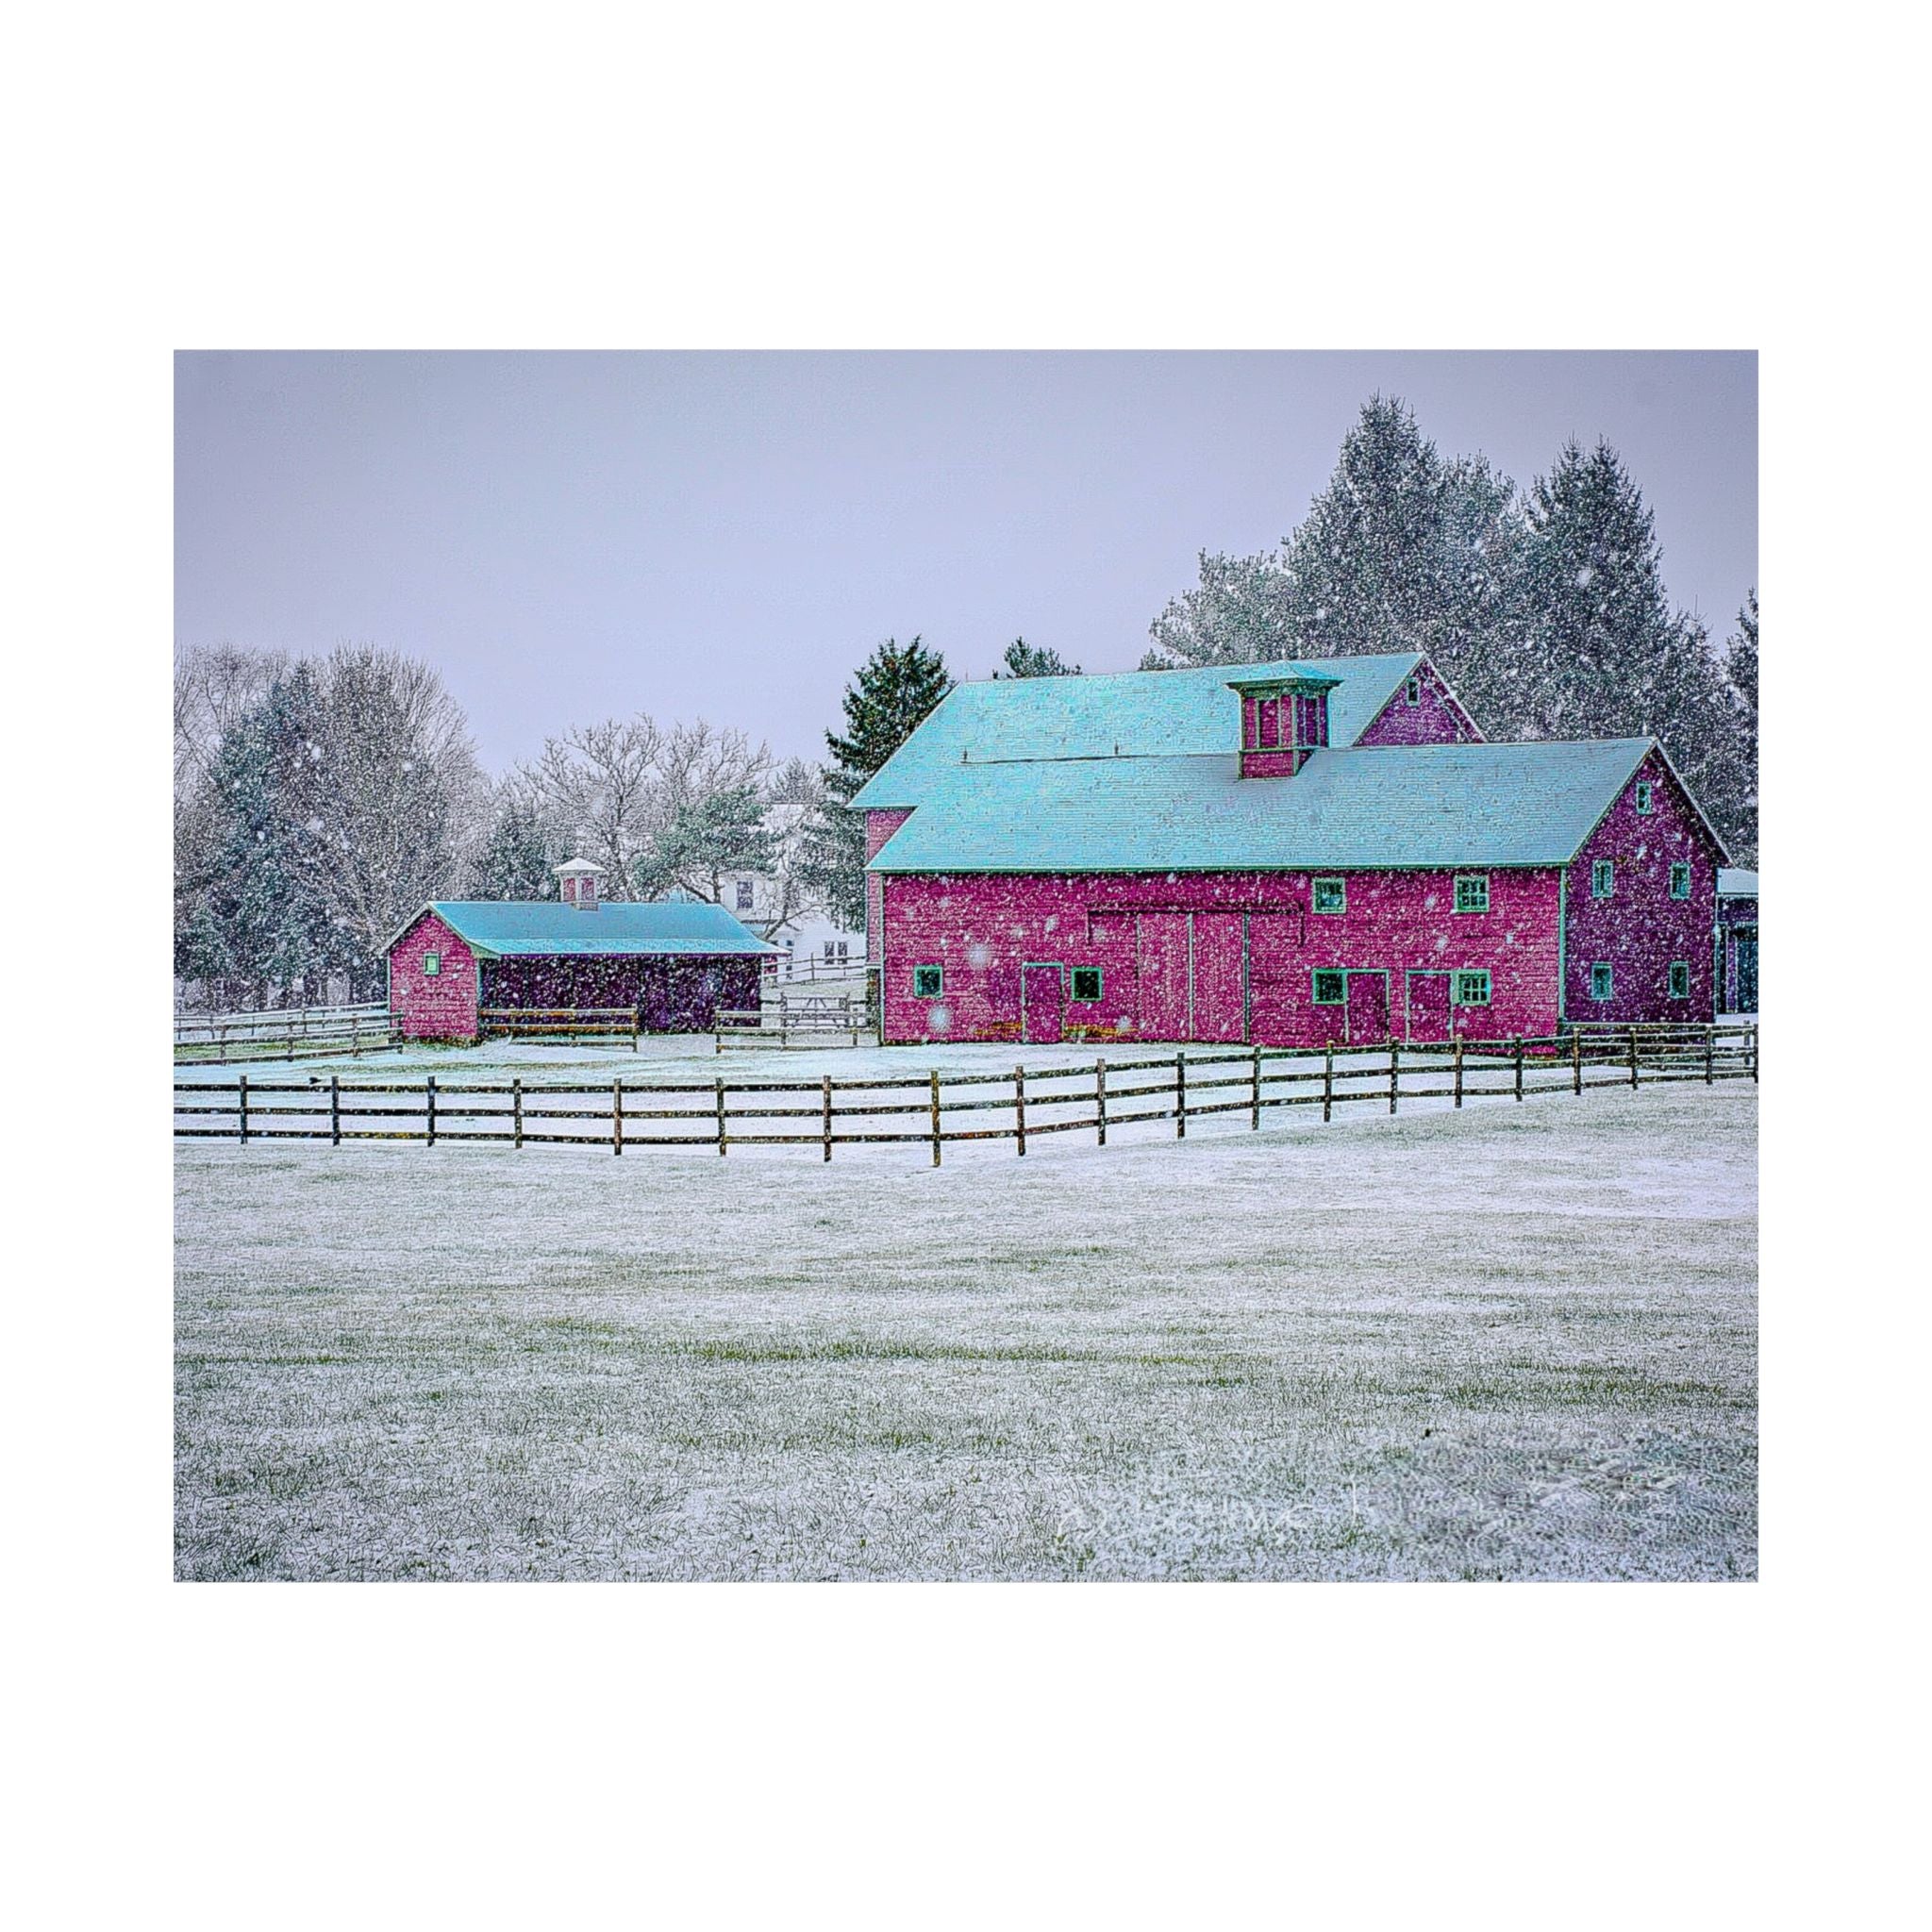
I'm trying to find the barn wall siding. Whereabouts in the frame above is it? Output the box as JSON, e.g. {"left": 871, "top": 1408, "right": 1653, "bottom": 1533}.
{"left": 1564, "top": 750, "right": 1722, "bottom": 1023}
{"left": 880, "top": 868, "right": 1562, "bottom": 1048}
{"left": 865, "top": 808, "right": 914, "bottom": 960}
{"left": 390, "top": 911, "right": 481, "bottom": 1041}
{"left": 1354, "top": 661, "right": 1482, "bottom": 747}
{"left": 484, "top": 955, "right": 763, "bottom": 1031}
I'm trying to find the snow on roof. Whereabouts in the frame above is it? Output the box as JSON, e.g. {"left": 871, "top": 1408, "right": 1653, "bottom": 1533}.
{"left": 1717, "top": 868, "right": 1758, "bottom": 897}
{"left": 850, "top": 653, "right": 1425, "bottom": 810}
{"left": 554, "top": 857, "right": 603, "bottom": 874}
{"left": 405, "top": 900, "right": 776, "bottom": 958}
{"left": 866, "top": 739, "right": 1659, "bottom": 874}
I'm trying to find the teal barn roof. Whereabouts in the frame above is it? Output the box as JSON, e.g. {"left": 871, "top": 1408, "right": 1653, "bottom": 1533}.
{"left": 408, "top": 900, "right": 776, "bottom": 958}
{"left": 866, "top": 739, "right": 1657, "bottom": 874}
{"left": 850, "top": 653, "right": 1428, "bottom": 809}
{"left": 1717, "top": 868, "right": 1758, "bottom": 897}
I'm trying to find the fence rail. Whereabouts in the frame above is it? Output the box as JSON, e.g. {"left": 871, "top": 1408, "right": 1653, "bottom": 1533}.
{"left": 176, "top": 1023, "right": 1757, "bottom": 1161}
{"left": 173, "top": 1003, "right": 394, "bottom": 1065}
{"left": 717, "top": 993, "right": 871, "bottom": 1050}
{"left": 478, "top": 1008, "right": 641, "bottom": 1050}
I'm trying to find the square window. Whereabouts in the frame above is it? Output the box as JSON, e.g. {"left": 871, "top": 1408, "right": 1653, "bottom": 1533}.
{"left": 1590, "top": 962, "right": 1613, "bottom": 1002}
{"left": 912, "top": 963, "right": 943, "bottom": 999}
{"left": 1406, "top": 676, "right": 1421, "bottom": 706}
{"left": 1311, "top": 876, "right": 1346, "bottom": 914}
{"left": 1668, "top": 960, "right": 1690, "bottom": 999}
{"left": 735, "top": 880, "right": 755, "bottom": 910}
{"left": 1591, "top": 859, "right": 1615, "bottom": 898}
{"left": 1312, "top": 969, "right": 1346, "bottom": 1006}
{"left": 1453, "top": 874, "right": 1490, "bottom": 914}
{"left": 1635, "top": 781, "right": 1654, "bottom": 815}
{"left": 1669, "top": 862, "right": 1691, "bottom": 899}
{"left": 422, "top": 952, "right": 441, "bottom": 977}
{"left": 1453, "top": 970, "right": 1491, "bottom": 1006}
{"left": 1071, "top": 966, "right": 1103, "bottom": 1002}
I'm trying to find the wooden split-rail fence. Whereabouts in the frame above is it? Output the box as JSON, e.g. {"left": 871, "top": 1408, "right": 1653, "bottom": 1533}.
{"left": 173, "top": 1002, "right": 394, "bottom": 1065}
{"left": 478, "top": 1008, "right": 642, "bottom": 1049}
{"left": 175, "top": 1022, "right": 1757, "bottom": 1163}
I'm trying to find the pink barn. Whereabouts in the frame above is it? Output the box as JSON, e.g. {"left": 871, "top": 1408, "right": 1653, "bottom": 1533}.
{"left": 386, "top": 860, "right": 774, "bottom": 1043}
{"left": 854, "top": 652, "right": 1730, "bottom": 1048}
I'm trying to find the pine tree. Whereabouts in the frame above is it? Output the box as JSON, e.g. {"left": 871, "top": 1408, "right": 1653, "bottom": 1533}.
{"left": 636, "top": 785, "right": 776, "bottom": 904}
{"left": 469, "top": 796, "right": 558, "bottom": 899}
{"left": 1721, "top": 589, "right": 1758, "bottom": 862}
{"left": 798, "top": 636, "right": 952, "bottom": 931}
{"left": 203, "top": 664, "right": 350, "bottom": 1000}
{"left": 995, "top": 637, "right": 1080, "bottom": 677}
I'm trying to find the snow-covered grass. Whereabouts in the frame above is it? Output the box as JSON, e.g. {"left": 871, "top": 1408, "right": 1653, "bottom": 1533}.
{"left": 175, "top": 1079, "right": 1757, "bottom": 1580}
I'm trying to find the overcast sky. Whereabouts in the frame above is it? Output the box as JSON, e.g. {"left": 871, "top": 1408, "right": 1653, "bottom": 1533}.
{"left": 175, "top": 351, "right": 1757, "bottom": 776}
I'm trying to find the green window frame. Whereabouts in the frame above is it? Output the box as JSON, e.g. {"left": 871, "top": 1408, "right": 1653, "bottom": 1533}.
{"left": 1070, "top": 966, "right": 1103, "bottom": 1003}
{"left": 1591, "top": 859, "right": 1614, "bottom": 898}
{"left": 1635, "top": 780, "right": 1654, "bottom": 815}
{"left": 1590, "top": 962, "right": 1613, "bottom": 1002}
{"left": 1453, "top": 969, "right": 1491, "bottom": 1007}
{"left": 422, "top": 952, "right": 441, "bottom": 977}
{"left": 1669, "top": 861, "right": 1691, "bottom": 899}
{"left": 1311, "top": 969, "right": 1346, "bottom": 1006}
{"left": 1453, "top": 873, "right": 1490, "bottom": 914}
{"left": 912, "top": 963, "right": 943, "bottom": 998}
{"left": 1668, "top": 960, "right": 1690, "bottom": 999}
{"left": 1311, "top": 875, "right": 1346, "bottom": 915}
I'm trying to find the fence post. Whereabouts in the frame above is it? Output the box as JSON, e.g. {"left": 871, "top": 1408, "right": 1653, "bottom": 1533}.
{"left": 1324, "top": 1046, "right": 1334, "bottom": 1124}
{"left": 1175, "top": 1053, "right": 1186, "bottom": 1140}
{"left": 1572, "top": 1030, "right": 1582, "bottom": 1096}
{"left": 1095, "top": 1058, "right": 1107, "bottom": 1146}
{"left": 1750, "top": 1022, "right": 1758, "bottom": 1084}
{"left": 239, "top": 1071, "right": 249, "bottom": 1144}
{"left": 1628, "top": 1027, "right": 1640, "bottom": 1089}
{"left": 1453, "top": 1039, "right": 1463, "bottom": 1109}
{"left": 613, "top": 1079, "right": 624, "bottom": 1156}
{"left": 929, "top": 1070, "right": 941, "bottom": 1167}
{"left": 513, "top": 1076, "right": 523, "bottom": 1150}
{"left": 426, "top": 1074, "right": 437, "bottom": 1147}
{"left": 330, "top": 1074, "right": 341, "bottom": 1147}
{"left": 632, "top": 1013, "right": 639, "bottom": 1054}
{"left": 715, "top": 1076, "right": 727, "bottom": 1157}
{"left": 1706, "top": 1031, "right": 1715, "bottom": 1086}
{"left": 1390, "top": 1041, "right": 1399, "bottom": 1115}
{"left": 1014, "top": 1064, "right": 1026, "bottom": 1158}
{"left": 1514, "top": 1037, "right": 1524, "bottom": 1103}
{"left": 1251, "top": 1041, "right": 1261, "bottom": 1130}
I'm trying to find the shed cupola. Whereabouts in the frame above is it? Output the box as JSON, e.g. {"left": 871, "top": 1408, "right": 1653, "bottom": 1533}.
{"left": 555, "top": 857, "right": 605, "bottom": 910}
{"left": 1227, "top": 670, "right": 1340, "bottom": 777}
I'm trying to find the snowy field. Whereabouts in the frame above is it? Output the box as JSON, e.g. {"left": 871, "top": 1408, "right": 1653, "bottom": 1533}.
{"left": 175, "top": 1077, "right": 1757, "bottom": 1581}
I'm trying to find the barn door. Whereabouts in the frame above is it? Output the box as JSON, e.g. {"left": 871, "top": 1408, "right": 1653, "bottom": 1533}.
{"left": 1346, "top": 971, "right": 1390, "bottom": 1046}
{"left": 1191, "top": 914, "right": 1246, "bottom": 1042}
{"left": 1136, "top": 915, "right": 1190, "bottom": 1041}
{"left": 1022, "top": 963, "right": 1065, "bottom": 1044}
{"left": 1734, "top": 934, "right": 1757, "bottom": 1012}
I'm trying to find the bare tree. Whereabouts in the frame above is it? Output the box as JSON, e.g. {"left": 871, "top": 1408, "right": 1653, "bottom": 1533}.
{"left": 522, "top": 716, "right": 667, "bottom": 897}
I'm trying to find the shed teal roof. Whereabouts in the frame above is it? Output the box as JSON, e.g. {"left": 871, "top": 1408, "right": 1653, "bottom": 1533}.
{"left": 411, "top": 900, "right": 775, "bottom": 958}
{"left": 1717, "top": 868, "right": 1758, "bottom": 898}
{"left": 867, "top": 739, "right": 1657, "bottom": 874}
{"left": 850, "top": 653, "right": 1427, "bottom": 809}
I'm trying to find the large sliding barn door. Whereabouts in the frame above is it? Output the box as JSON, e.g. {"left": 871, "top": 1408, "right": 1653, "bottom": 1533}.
{"left": 1134, "top": 911, "right": 1248, "bottom": 1043}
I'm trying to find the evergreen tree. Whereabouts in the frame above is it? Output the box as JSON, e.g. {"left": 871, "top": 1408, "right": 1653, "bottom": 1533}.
{"left": 995, "top": 637, "right": 1080, "bottom": 677}
{"left": 798, "top": 636, "right": 952, "bottom": 931}
{"left": 636, "top": 785, "right": 776, "bottom": 904}
{"left": 203, "top": 664, "right": 350, "bottom": 1000}
{"left": 469, "top": 796, "right": 558, "bottom": 899}
{"left": 1722, "top": 589, "right": 1758, "bottom": 862}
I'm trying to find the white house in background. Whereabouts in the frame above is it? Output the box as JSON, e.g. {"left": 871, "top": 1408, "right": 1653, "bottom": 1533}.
{"left": 715, "top": 867, "right": 863, "bottom": 976}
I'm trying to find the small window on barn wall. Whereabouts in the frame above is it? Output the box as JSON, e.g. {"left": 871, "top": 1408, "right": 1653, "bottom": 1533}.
{"left": 1591, "top": 962, "right": 1614, "bottom": 1001}
{"left": 1453, "top": 970, "right": 1491, "bottom": 1006}
{"left": 1635, "top": 781, "right": 1655, "bottom": 814}
{"left": 1311, "top": 876, "right": 1346, "bottom": 914}
{"left": 1591, "top": 859, "right": 1615, "bottom": 898}
{"left": 1670, "top": 862, "right": 1691, "bottom": 899}
{"left": 1668, "top": 960, "right": 1690, "bottom": 999}
{"left": 1311, "top": 969, "right": 1346, "bottom": 1006}
{"left": 1071, "top": 967, "right": 1103, "bottom": 1002}
{"left": 1453, "top": 874, "right": 1490, "bottom": 914}
{"left": 913, "top": 964, "right": 943, "bottom": 998}
{"left": 422, "top": 952, "right": 441, "bottom": 977}
{"left": 1406, "top": 676, "right": 1421, "bottom": 706}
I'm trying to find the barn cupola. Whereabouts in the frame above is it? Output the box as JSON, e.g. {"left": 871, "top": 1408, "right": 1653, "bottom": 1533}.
{"left": 555, "top": 857, "right": 604, "bottom": 910}
{"left": 1227, "top": 670, "right": 1340, "bottom": 777}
